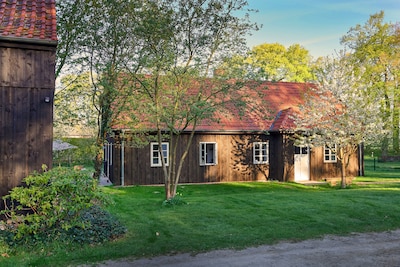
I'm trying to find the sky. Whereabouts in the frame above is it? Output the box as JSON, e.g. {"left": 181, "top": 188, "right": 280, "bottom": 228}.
{"left": 245, "top": 0, "right": 400, "bottom": 58}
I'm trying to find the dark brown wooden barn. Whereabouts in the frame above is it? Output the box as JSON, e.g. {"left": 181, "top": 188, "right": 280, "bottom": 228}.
{"left": 0, "top": 0, "right": 57, "bottom": 197}
{"left": 106, "top": 82, "right": 363, "bottom": 186}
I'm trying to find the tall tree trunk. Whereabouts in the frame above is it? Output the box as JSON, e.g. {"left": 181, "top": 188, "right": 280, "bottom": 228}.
{"left": 93, "top": 73, "right": 116, "bottom": 179}
{"left": 93, "top": 137, "right": 104, "bottom": 179}
{"left": 164, "top": 119, "right": 198, "bottom": 200}
{"left": 93, "top": 105, "right": 109, "bottom": 179}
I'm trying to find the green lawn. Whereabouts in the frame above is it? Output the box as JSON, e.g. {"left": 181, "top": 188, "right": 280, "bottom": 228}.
{"left": 358, "top": 157, "right": 400, "bottom": 180}
{"left": 1, "top": 159, "right": 400, "bottom": 267}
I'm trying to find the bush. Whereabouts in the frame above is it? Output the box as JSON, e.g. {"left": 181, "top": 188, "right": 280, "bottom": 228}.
{"left": 66, "top": 205, "right": 126, "bottom": 244}
{"left": 0, "top": 167, "right": 124, "bottom": 247}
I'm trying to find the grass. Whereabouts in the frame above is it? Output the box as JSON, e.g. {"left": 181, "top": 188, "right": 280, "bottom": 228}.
{"left": 1, "top": 159, "right": 400, "bottom": 266}
{"left": 357, "top": 156, "right": 400, "bottom": 180}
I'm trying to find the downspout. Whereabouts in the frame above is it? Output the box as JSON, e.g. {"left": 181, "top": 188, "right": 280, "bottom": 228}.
{"left": 121, "top": 130, "right": 125, "bottom": 186}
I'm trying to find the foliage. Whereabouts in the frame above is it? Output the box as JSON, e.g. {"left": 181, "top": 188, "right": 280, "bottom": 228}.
{"left": 246, "top": 43, "right": 314, "bottom": 82}
{"left": 216, "top": 43, "right": 314, "bottom": 82}
{"left": 56, "top": 0, "right": 142, "bottom": 178}
{"left": 55, "top": 0, "right": 88, "bottom": 77}
{"left": 54, "top": 73, "right": 98, "bottom": 137}
{"left": 162, "top": 193, "right": 187, "bottom": 207}
{"left": 65, "top": 205, "right": 126, "bottom": 244}
{"left": 340, "top": 11, "right": 400, "bottom": 155}
{"left": 0, "top": 167, "right": 111, "bottom": 245}
{"left": 293, "top": 51, "right": 385, "bottom": 188}
{"left": 53, "top": 138, "right": 97, "bottom": 167}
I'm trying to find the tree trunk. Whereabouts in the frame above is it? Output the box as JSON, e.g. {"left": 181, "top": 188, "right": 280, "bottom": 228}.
{"left": 165, "top": 168, "right": 177, "bottom": 201}
{"left": 165, "top": 182, "right": 178, "bottom": 200}
{"left": 166, "top": 183, "right": 178, "bottom": 200}
{"left": 393, "top": 91, "right": 400, "bottom": 154}
{"left": 93, "top": 115, "right": 107, "bottom": 179}
{"left": 340, "top": 148, "right": 346, "bottom": 189}
{"left": 163, "top": 121, "right": 197, "bottom": 201}
{"left": 93, "top": 143, "right": 103, "bottom": 179}
{"left": 340, "top": 161, "right": 346, "bottom": 189}
{"left": 381, "top": 88, "right": 391, "bottom": 158}
{"left": 93, "top": 104, "right": 110, "bottom": 179}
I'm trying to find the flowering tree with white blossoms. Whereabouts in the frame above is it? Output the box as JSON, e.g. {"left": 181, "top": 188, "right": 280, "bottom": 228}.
{"left": 293, "top": 51, "right": 385, "bottom": 188}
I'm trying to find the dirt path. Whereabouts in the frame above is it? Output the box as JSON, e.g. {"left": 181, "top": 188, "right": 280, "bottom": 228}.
{"left": 91, "top": 229, "right": 400, "bottom": 267}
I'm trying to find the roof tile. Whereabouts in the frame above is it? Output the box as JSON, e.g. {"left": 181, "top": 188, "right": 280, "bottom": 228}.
{"left": 0, "top": 0, "right": 57, "bottom": 41}
{"left": 194, "top": 81, "right": 313, "bottom": 132}
{"left": 113, "top": 81, "right": 314, "bottom": 133}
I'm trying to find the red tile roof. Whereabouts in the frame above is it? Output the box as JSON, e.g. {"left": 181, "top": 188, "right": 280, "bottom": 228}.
{"left": 269, "top": 108, "right": 295, "bottom": 132}
{"left": 113, "top": 81, "right": 314, "bottom": 133}
{"left": 194, "top": 81, "right": 313, "bottom": 132}
{"left": 0, "top": 0, "right": 57, "bottom": 42}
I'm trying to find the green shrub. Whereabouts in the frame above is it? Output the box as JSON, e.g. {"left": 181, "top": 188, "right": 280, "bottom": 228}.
{"left": 0, "top": 167, "right": 123, "bottom": 247}
{"left": 65, "top": 205, "right": 126, "bottom": 244}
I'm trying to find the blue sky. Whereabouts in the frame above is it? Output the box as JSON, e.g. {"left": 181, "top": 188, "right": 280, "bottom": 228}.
{"left": 245, "top": 0, "right": 400, "bottom": 58}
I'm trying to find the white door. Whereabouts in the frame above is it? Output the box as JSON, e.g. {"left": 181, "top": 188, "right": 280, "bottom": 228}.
{"left": 294, "top": 146, "right": 310, "bottom": 181}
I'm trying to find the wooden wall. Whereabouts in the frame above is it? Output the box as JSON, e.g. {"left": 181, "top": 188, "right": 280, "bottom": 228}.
{"left": 309, "top": 146, "right": 360, "bottom": 181}
{"left": 110, "top": 131, "right": 362, "bottom": 186}
{"left": 111, "top": 133, "right": 271, "bottom": 185}
{"left": 0, "top": 41, "right": 55, "bottom": 197}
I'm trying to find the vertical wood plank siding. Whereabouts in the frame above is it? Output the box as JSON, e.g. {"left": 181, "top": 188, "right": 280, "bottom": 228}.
{"left": 110, "top": 131, "right": 360, "bottom": 185}
{"left": 0, "top": 44, "right": 55, "bottom": 197}
{"left": 309, "top": 146, "right": 359, "bottom": 181}
{"left": 111, "top": 133, "right": 271, "bottom": 185}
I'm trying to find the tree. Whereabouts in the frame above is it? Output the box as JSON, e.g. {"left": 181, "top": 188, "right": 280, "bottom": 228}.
{"left": 55, "top": 0, "right": 93, "bottom": 77}
{"left": 56, "top": 0, "right": 258, "bottom": 200}
{"left": 216, "top": 43, "right": 314, "bottom": 82}
{"left": 57, "top": 0, "right": 146, "bottom": 177}
{"left": 340, "top": 11, "right": 400, "bottom": 156}
{"left": 122, "top": 0, "right": 257, "bottom": 200}
{"left": 54, "top": 72, "right": 98, "bottom": 137}
{"left": 293, "top": 52, "right": 384, "bottom": 188}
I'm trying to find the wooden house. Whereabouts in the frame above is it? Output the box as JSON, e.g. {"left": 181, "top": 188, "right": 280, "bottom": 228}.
{"left": 106, "top": 81, "right": 363, "bottom": 186}
{"left": 0, "top": 0, "right": 57, "bottom": 197}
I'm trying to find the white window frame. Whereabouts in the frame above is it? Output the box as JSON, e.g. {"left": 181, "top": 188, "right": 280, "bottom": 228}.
{"left": 324, "top": 144, "right": 337, "bottom": 163}
{"left": 253, "top": 142, "right": 269, "bottom": 164}
{"left": 199, "top": 142, "right": 218, "bottom": 166}
{"left": 150, "top": 142, "right": 169, "bottom": 167}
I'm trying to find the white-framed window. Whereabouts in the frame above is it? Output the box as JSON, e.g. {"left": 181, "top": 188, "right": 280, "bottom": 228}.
{"left": 151, "top": 142, "right": 169, "bottom": 167}
{"left": 324, "top": 144, "right": 337, "bottom": 163}
{"left": 253, "top": 142, "right": 269, "bottom": 164}
{"left": 199, "top": 142, "right": 217, "bottom": 166}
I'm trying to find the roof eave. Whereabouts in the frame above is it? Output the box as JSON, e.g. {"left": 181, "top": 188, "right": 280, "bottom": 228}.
{"left": 112, "top": 128, "right": 270, "bottom": 135}
{"left": 0, "top": 36, "right": 58, "bottom": 47}
{"left": 185, "top": 129, "right": 269, "bottom": 135}
{"left": 269, "top": 129, "right": 295, "bottom": 134}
